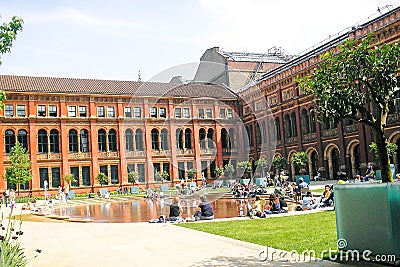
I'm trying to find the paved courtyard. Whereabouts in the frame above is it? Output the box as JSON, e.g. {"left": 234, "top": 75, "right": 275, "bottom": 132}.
{"left": 8, "top": 180, "right": 382, "bottom": 267}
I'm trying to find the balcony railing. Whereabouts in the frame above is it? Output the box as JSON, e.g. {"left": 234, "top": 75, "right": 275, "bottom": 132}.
{"left": 125, "top": 150, "right": 145, "bottom": 157}
{"left": 200, "top": 148, "right": 216, "bottom": 155}
{"left": 344, "top": 124, "right": 358, "bottom": 134}
{"left": 37, "top": 153, "right": 61, "bottom": 160}
{"left": 98, "top": 151, "right": 119, "bottom": 158}
{"left": 322, "top": 129, "right": 338, "bottom": 138}
{"left": 285, "top": 136, "right": 298, "bottom": 145}
{"left": 222, "top": 148, "right": 237, "bottom": 154}
{"left": 388, "top": 113, "right": 400, "bottom": 124}
{"left": 152, "top": 150, "right": 171, "bottom": 157}
{"left": 69, "top": 152, "right": 91, "bottom": 160}
{"left": 303, "top": 133, "right": 317, "bottom": 142}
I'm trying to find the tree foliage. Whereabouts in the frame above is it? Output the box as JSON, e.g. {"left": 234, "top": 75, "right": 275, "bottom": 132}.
{"left": 5, "top": 142, "right": 32, "bottom": 196}
{"left": 63, "top": 174, "right": 76, "bottom": 186}
{"left": 236, "top": 161, "right": 251, "bottom": 177}
{"left": 272, "top": 155, "right": 287, "bottom": 172}
{"left": 298, "top": 35, "right": 400, "bottom": 182}
{"left": 214, "top": 166, "right": 224, "bottom": 178}
{"left": 369, "top": 142, "right": 398, "bottom": 158}
{"left": 0, "top": 16, "right": 23, "bottom": 109}
{"left": 223, "top": 163, "right": 235, "bottom": 178}
{"left": 255, "top": 158, "right": 269, "bottom": 177}
{"left": 96, "top": 172, "right": 108, "bottom": 187}
{"left": 291, "top": 152, "right": 309, "bottom": 174}
{"left": 128, "top": 171, "right": 139, "bottom": 184}
{"left": 186, "top": 169, "right": 196, "bottom": 179}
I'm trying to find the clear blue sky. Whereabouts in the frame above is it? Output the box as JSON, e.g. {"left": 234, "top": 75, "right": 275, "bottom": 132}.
{"left": 0, "top": 0, "right": 395, "bottom": 82}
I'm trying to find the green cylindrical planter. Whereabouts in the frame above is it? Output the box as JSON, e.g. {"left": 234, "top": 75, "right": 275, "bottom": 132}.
{"left": 335, "top": 183, "right": 400, "bottom": 260}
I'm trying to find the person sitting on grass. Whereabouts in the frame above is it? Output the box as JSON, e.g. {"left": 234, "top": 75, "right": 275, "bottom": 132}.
{"left": 301, "top": 191, "right": 317, "bottom": 210}
{"left": 269, "top": 193, "right": 287, "bottom": 213}
{"left": 249, "top": 195, "right": 264, "bottom": 218}
{"left": 283, "top": 182, "right": 294, "bottom": 198}
{"left": 193, "top": 195, "right": 214, "bottom": 221}
{"left": 169, "top": 196, "right": 184, "bottom": 222}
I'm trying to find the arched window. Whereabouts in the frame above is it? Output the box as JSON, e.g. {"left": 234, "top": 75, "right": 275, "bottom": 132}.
{"left": 50, "top": 129, "right": 59, "bottom": 153}
{"left": 151, "top": 129, "right": 159, "bottom": 150}
{"left": 5, "top": 129, "right": 15, "bottom": 153}
{"left": 98, "top": 129, "right": 107, "bottom": 152}
{"left": 291, "top": 112, "right": 297, "bottom": 137}
{"left": 274, "top": 117, "right": 281, "bottom": 141}
{"left": 68, "top": 129, "right": 78, "bottom": 152}
{"left": 245, "top": 124, "right": 253, "bottom": 147}
{"left": 284, "top": 114, "right": 291, "bottom": 139}
{"left": 125, "top": 129, "right": 134, "bottom": 151}
{"left": 160, "top": 129, "right": 168, "bottom": 150}
{"left": 221, "top": 128, "right": 228, "bottom": 149}
{"left": 207, "top": 129, "right": 214, "bottom": 149}
{"left": 108, "top": 129, "right": 117, "bottom": 151}
{"left": 135, "top": 129, "right": 144, "bottom": 151}
{"left": 176, "top": 129, "right": 183, "bottom": 149}
{"left": 184, "top": 129, "right": 192, "bottom": 149}
{"left": 199, "top": 128, "right": 206, "bottom": 149}
{"left": 17, "top": 130, "right": 28, "bottom": 151}
{"left": 38, "top": 129, "right": 48, "bottom": 154}
{"left": 302, "top": 109, "right": 310, "bottom": 134}
{"left": 80, "top": 129, "right": 89, "bottom": 152}
{"left": 229, "top": 128, "right": 235, "bottom": 148}
{"left": 309, "top": 108, "right": 316, "bottom": 133}
{"left": 255, "top": 123, "right": 262, "bottom": 146}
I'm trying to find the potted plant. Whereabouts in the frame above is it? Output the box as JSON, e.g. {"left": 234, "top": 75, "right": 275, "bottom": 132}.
{"left": 299, "top": 35, "right": 400, "bottom": 260}
{"left": 223, "top": 163, "right": 235, "bottom": 186}
{"left": 96, "top": 172, "right": 108, "bottom": 187}
{"left": 236, "top": 161, "right": 251, "bottom": 184}
{"left": 291, "top": 151, "right": 309, "bottom": 184}
{"left": 255, "top": 158, "right": 269, "bottom": 186}
{"left": 214, "top": 166, "right": 224, "bottom": 179}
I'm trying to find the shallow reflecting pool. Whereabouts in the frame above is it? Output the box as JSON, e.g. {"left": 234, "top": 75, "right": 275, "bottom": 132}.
{"left": 50, "top": 197, "right": 244, "bottom": 223}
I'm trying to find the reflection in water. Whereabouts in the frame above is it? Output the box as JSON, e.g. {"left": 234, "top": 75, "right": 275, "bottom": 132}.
{"left": 51, "top": 198, "right": 243, "bottom": 223}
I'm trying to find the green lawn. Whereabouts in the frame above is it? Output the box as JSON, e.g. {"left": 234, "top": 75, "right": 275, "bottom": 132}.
{"left": 178, "top": 211, "right": 337, "bottom": 257}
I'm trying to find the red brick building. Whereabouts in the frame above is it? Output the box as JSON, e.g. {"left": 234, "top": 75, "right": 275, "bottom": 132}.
{"left": 239, "top": 6, "right": 400, "bottom": 180}
{"left": 0, "top": 76, "right": 241, "bottom": 194}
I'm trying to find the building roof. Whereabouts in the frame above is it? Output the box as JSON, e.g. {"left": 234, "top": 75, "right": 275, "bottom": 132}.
{"left": 219, "top": 47, "right": 293, "bottom": 63}
{"left": 0, "top": 75, "right": 237, "bottom": 99}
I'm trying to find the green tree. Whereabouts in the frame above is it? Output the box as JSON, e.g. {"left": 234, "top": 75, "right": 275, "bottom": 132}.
{"left": 291, "top": 151, "right": 309, "bottom": 175}
{"left": 214, "top": 166, "right": 224, "bottom": 178}
{"left": 0, "top": 16, "right": 24, "bottom": 109}
{"left": 96, "top": 172, "right": 108, "bottom": 187}
{"left": 299, "top": 36, "right": 400, "bottom": 182}
{"left": 255, "top": 158, "right": 269, "bottom": 177}
{"left": 223, "top": 163, "right": 235, "bottom": 178}
{"left": 155, "top": 170, "right": 169, "bottom": 184}
{"left": 5, "top": 142, "right": 32, "bottom": 197}
{"left": 186, "top": 169, "right": 196, "bottom": 180}
{"left": 272, "top": 155, "right": 286, "bottom": 173}
{"left": 128, "top": 171, "right": 139, "bottom": 185}
{"left": 236, "top": 161, "right": 251, "bottom": 178}
{"left": 63, "top": 174, "right": 76, "bottom": 188}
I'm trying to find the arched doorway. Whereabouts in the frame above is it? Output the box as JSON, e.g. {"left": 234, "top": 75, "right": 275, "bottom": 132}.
{"left": 348, "top": 140, "right": 361, "bottom": 177}
{"left": 310, "top": 150, "right": 318, "bottom": 179}
{"left": 325, "top": 144, "right": 340, "bottom": 180}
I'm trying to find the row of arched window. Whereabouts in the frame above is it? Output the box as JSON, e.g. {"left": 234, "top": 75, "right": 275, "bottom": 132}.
{"left": 4, "top": 128, "right": 114, "bottom": 154}
{"left": 145, "top": 128, "right": 236, "bottom": 151}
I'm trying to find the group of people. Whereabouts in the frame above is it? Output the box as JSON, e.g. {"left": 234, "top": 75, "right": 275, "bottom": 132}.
{"left": 151, "top": 195, "right": 215, "bottom": 223}
{"left": 230, "top": 182, "right": 267, "bottom": 198}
